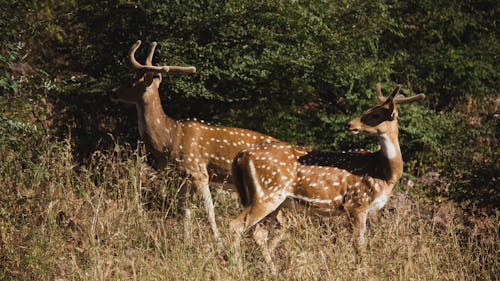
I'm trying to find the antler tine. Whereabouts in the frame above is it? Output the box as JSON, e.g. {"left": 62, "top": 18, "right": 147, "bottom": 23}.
{"left": 376, "top": 83, "right": 385, "bottom": 102}
{"left": 387, "top": 84, "right": 402, "bottom": 101}
{"left": 394, "top": 93, "right": 426, "bottom": 104}
{"left": 129, "top": 40, "right": 144, "bottom": 69}
{"left": 146, "top": 42, "right": 157, "bottom": 66}
{"left": 167, "top": 66, "right": 197, "bottom": 73}
{"left": 149, "top": 42, "right": 195, "bottom": 73}
{"left": 128, "top": 40, "right": 169, "bottom": 72}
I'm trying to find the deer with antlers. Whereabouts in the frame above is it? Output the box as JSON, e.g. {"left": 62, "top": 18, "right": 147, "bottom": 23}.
{"left": 111, "top": 40, "right": 278, "bottom": 243}
{"left": 230, "top": 84, "right": 425, "bottom": 267}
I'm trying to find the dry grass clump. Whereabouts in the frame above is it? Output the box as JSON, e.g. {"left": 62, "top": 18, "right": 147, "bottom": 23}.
{"left": 0, "top": 139, "right": 498, "bottom": 280}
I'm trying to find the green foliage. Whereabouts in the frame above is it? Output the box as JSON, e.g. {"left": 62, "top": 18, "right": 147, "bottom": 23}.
{"left": 398, "top": 104, "right": 498, "bottom": 206}
{"left": 0, "top": 42, "right": 25, "bottom": 95}
{"left": 382, "top": 0, "right": 499, "bottom": 108}
{"left": 69, "top": 0, "right": 394, "bottom": 133}
{"left": 0, "top": 0, "right": 497, "bottom": 208}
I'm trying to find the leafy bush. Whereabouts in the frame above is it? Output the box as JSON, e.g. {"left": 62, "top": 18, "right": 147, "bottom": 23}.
{"left": 0, "top": 0, "right": 497, "bottom": 208}
{"left": 382, "top": 0, "right": 498, "bottom": 108}
{"left": 72, "top": 1, "right": 394, "bottom": 129}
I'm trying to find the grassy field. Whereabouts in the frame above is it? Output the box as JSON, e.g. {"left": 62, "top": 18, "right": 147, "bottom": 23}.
{"left": 1, "top": 2, "right": 498, "bottom": 279}
{"left": 0, "top": 136, "right": 497, "bottom": 280}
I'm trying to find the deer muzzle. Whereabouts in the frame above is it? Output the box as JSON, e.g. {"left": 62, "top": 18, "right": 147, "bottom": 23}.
{"left": 345, "top": 121, "right": 360, "bottom": 134}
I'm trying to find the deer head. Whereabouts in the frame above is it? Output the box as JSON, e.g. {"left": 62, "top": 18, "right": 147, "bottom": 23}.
{"left": 346, "top": 84, "right": 425, "bottom": 136}
{"left": 111, "top": 40, "right": 196, "bottom": 104}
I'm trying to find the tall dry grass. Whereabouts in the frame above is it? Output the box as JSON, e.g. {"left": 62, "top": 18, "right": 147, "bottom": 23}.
{"left": 0, "top": 138, "right": 498, "bottom": 280}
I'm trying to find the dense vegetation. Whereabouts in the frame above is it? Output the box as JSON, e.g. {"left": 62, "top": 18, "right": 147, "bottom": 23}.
{"left": 1, "top": 1, "right": 498, "bottom": 280}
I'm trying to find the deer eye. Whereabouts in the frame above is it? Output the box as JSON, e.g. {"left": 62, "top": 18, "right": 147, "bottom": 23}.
{"left": 371, "top": 113, "right": 380, "bottom": 119}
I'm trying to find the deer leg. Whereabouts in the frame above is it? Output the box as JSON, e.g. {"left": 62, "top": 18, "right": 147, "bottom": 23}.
{"left": 230, "top": 205, "right": 279, "bottom": 274}
{"left": 253, "top": 209, "right": 286, "bottom": 251}
{"left": 231, "top": 195, "right": 287, "bottom": 236}
{"left": 230, "top": 196, "right": 286, "bottom": 272}
{"left": 253, "top": 224, "right": 277, "bottom": 273}
{"left": 229, "top": 207, "right": 250, "bottom": 253}
{"left": 229, "top": 206, "right": 249, "bottom": 271}
{"left": 179, "top": 183, "right": 193, "bottom": 244}
{"left": 252, "top": 209, "right": 287, "bottom": 273}
{"left": 229, "top": 206, "right": 249, "bottom": 264}
{"left": 185, "top": 161, "right": 222, "bottom": 245}
{"left": 268, "top": 210, "right": 287, "bottom": 252}
{"left": 195, "top": 180, "right": 221, "bottom": 242}
{"left": 351, "top": 208, "right": 368, "bottom": 253}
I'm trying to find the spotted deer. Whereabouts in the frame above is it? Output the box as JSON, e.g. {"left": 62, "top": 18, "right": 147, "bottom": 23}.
{"left": 230, "top": 84, "right": 425, "bottom": 265}
{"left": 111, "top": 40, "right": 278, "bottom": 242}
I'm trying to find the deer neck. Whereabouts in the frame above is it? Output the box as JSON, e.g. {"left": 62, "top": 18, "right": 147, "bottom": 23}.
{"left": 376, "top": 128, "right": 403, "bottom": 184}
{"left": 136, "top": 87, "right": 178, "bottom": 153}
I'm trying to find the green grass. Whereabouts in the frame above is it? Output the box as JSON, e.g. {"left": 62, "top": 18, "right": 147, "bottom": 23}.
{"left": 0, "top": 137, "right": 497, "bottom": 281}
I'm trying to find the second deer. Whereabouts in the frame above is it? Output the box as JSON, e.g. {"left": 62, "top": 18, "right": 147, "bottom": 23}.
{"left": 230, "top": 84, "right": 425, "bottom": 267}
{"left": 111, "top": 40, "right": 278, "bottom": 243}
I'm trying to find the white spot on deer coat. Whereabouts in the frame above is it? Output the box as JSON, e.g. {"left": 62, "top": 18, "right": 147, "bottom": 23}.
{"left": 333, "top": 195, "right": 343, "bottom": 201}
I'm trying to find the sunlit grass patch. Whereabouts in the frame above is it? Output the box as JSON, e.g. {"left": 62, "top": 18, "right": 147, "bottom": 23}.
{"left": 0, "top": 138, "right": 498, "bottom": 280}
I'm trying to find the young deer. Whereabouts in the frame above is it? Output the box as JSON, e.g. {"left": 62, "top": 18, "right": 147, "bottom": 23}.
{"left": 111, "top": 40, "right": 277, "bottom": 242}
{"left": 230, "top": 84, "right": 425, "bottom": 265}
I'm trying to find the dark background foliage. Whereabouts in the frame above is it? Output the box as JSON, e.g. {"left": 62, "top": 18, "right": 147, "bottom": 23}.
{"left": 1, "top": 0, "right": 498, "bottom": 208}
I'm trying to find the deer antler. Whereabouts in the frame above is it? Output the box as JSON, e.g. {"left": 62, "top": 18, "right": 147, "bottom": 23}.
{"left": 376, "top": 83, "right": 385, "bottom": 102}
{"left": 394, "top": 93, "right": 426, "bottom": 104}
{"left": 129, "top": 40, "right": 169, "bottom": 71}
{"left": 376, "top": 84, "right": 403, "bottom": 103}
{"left": 146, "top": 42, "right": 157, "bottom": 66}
{"left": 376, "top": 84, "right": 425, "bottom": 105}
{"left": 387, "top": 85, "right": 401, "bottom": 101}
{"left": 129, "top": 40, "right": 196, "bottom": 73}
{"left": 167, "top": 65, "right": 197, "bottom": 73}
{"left": 375, "top": 84, "right": 402, "bottom": 119}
